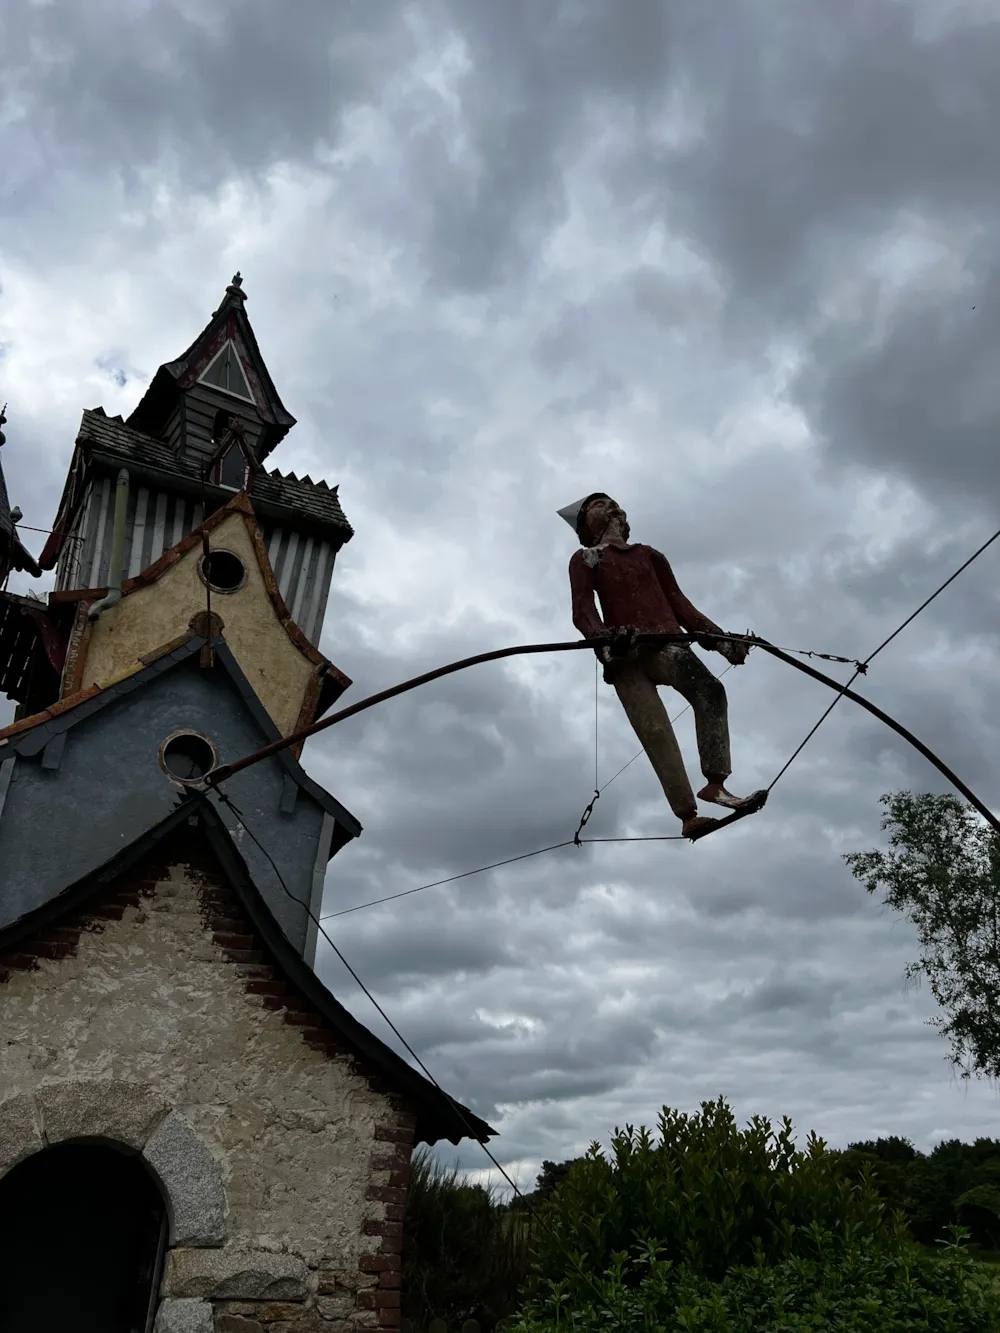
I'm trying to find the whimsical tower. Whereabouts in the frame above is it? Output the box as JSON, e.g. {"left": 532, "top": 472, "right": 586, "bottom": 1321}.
{"left": 0, "top": 280, "right": 491, "bottom": 1332}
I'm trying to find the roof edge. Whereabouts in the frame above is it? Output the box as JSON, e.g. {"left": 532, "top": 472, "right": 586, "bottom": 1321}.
{"left": 0, "top": 632, "right": 362, "bottom": 844}
{"left": 196, "top": 798, "right": 495, "bottom": 1145}
{"left": 0, "top": 797, "right": 494, "bottom": 1145}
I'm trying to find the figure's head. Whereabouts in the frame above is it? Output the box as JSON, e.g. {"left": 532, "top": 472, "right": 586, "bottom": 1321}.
{"left": 577, "top": 493, "right": 629, "bottom": 545}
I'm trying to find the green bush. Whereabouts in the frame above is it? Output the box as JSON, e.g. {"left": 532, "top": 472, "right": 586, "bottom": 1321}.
{"left": 514, "top": 1229, "right": 999, "bottom": 1332}
{"left": 526, "top": 1097, "right": 907, "bottom": 1293}
{"left": 402, "top": 1147, "right": 533, "bottom": 1330}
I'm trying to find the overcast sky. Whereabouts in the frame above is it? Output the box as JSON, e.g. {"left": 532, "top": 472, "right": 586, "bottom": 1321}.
{"left": 4, "top": 0, "right": 1000, "bottom": 1189}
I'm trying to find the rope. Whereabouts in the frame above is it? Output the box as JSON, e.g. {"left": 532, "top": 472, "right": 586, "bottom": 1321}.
{"left": 572, "top": 662, "right": 734, "bottom": 839}
{"left": 766, "top": 521, "right": 1000, "bottom": 792}
{"left": 210, "top": 790, "right": 627, "bottom": 1330}
{"left": 594, "top": 656, "right": 599, "bottom": 791}
{"left": 321, "top": 840, "right": 576, "bottom": 920}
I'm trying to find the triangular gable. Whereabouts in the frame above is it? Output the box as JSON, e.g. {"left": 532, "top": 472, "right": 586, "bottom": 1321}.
{"left": 204, "top": 420, "right": 260, "bottom": 493}
{"left": 127, "top": 278, "right": 295, "bottom": 459}
{"left": 52, "top": 491, "right": 350, "bottom": 739}
{"left": 0, "top": 631, "right": 361, "bottom": 847}
{"left": 198, "top": 340, "right": 255, "bottom": 405}
{"left": 0, "top": 799, "right": 491, "bottom": 1146}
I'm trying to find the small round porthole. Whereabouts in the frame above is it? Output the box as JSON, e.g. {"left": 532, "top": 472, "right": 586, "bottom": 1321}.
{"left": 199, "top": 549, "right": 247, "bottom": 594}
{"left": 159, "top": 731, "right": 219, "bottom": 785}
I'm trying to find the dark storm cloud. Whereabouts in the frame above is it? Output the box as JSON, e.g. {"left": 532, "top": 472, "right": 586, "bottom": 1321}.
{"left": 423, "top": 2, "right": 1000, "bottom": 511}
{"left": 6, "top": 0, "right": 1000, "bottom": 1179}
{"left": 1, "top": 0, "right": 407, "bottom": 202}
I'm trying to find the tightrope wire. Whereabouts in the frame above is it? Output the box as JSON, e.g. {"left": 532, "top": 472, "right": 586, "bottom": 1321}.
{"left": 766, "top": 521, "right": 1000, "bottom": 792}
{"left": 321, "top": 840, "right": 576, "bottom": 921}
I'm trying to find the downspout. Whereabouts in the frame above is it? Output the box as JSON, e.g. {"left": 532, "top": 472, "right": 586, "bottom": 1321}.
{"left": 88, "top": 468, "right": 130, "bottom": 622}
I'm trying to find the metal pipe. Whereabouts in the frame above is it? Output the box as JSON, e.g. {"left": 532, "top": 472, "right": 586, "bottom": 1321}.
{"left": 88, "top": 469, "right": 130, "bottom": 622}
{"left": 750, "top": 638, "right": 1000, "bottom": 836}
{"left": 208, "top": 631, "right": 999, "bottom": 840}
{"left": 207, "top": 631, "right": 700, "bottom": 785}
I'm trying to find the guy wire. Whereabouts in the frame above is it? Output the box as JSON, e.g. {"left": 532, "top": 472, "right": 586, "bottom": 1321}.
{"left": 209, "top": 789, "right": 629, "bottom": 1331}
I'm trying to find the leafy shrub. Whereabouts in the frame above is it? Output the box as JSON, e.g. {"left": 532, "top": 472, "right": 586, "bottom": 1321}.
{"left": 526, "top": 1097, "right": 906, "bottom": 1294}
{"left": 402, "top": 1147, "right": 533, "bottom": 1330}
{"left": 514, "top": 1228, "right": 999, "bottom": 1332}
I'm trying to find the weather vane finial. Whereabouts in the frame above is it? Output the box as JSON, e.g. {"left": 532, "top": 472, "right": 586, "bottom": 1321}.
{"left": 0, "top": 403, "right": 7, "bottom": 448}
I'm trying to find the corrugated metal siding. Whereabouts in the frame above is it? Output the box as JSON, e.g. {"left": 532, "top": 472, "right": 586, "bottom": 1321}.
{"left": 260, "top": 524, "right": 336, "bottom": 644}
{"left": 55, "top": 480, "right": 335, "bottom": 645}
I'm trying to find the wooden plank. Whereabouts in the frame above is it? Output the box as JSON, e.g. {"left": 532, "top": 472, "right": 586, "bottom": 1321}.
{"left": 128, "top": 486, "right": 150, "bottom": 578}
{"left": 85, "top": 477, "right": 109, "bottom": 587}
{"left": 289, "top": 534, "right": 314, "bottom": 626}
{"left": 151, "top": 489, "right": 169, "bottom": 566}
{"left": 687, "top": 789, "right": 769, "bottom": 842}
{"left": 169, "top": 494, "right": 187, "bottom": 551}
{"left": 278, "top": 530, "right": 299, "bottom": 606}
{"left": 302, "top": 540, "right": 331, "bottom": 642}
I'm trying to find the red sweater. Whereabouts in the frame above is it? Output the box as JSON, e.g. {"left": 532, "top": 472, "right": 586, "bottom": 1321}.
{"left": 569, "top": 543, "right": 723, "bottom": 640}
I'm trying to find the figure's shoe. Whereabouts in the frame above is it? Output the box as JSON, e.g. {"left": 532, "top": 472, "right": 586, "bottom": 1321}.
{"left": 681, "top": 815, "right": 718, "bottom": 839}
{"left": 697, "top": 783, "right": 758, "bottom": 811}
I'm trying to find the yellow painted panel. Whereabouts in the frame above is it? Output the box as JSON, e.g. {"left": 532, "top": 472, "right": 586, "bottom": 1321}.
{"left": 83, "top": 511, "right": 314, "bottom": 736}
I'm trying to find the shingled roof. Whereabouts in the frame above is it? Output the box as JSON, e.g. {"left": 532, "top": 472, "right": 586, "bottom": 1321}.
{"left": 127, "top": 274, "right": 296, "bottom": 459}
{"left": 78, "top": 408, "right": 353, "bottom": 538}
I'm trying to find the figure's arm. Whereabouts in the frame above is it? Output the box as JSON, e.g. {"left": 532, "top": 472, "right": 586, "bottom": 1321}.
{"left": 650, "top": 548, "right": 724, "bottom": 640}
{"left": 569, "top": 552, "right": 606, "bottom": 638}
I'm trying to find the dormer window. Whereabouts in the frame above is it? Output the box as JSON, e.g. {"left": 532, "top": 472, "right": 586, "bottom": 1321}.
{"left": 212, "top": 441, "right": 251, "bottom": 491}
{"left": 198, "top": 340, "right": 255, "bottom": 404}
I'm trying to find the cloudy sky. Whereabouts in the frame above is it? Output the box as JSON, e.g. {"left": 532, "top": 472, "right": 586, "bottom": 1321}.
{"left": 4, "top": 0, "right": 1000, "bottom": 1189}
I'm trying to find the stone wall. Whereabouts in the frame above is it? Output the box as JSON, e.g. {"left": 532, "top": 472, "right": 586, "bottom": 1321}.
{"left": 0, "top": 828, "right": 414, "bottom": 1330}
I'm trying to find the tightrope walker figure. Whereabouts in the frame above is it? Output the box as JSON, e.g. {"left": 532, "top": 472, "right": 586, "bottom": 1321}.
{"left": 561, "top": 492, "right": 763, "bottom": 839}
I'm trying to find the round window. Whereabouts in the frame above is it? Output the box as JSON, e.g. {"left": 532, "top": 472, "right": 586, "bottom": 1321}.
{"left": 159, "top": 731, "right": 219, "bottom": 784}
{"left": 199, "top": 549, "right": 247, "bottom": 593}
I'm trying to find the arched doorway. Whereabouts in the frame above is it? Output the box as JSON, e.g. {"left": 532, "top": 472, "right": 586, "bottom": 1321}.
{"left": 0, "top": 1143, "right": 167, "bottom": 1332}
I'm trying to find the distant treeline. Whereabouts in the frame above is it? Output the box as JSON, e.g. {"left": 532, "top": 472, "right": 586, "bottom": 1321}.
{"left": 512, "top": 1134, "right": 1000, "bottom": 1252}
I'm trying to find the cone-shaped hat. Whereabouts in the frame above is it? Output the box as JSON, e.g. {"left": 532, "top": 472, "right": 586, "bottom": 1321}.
{"left": 557, "top": 492, "right": 611, "bottom": 541}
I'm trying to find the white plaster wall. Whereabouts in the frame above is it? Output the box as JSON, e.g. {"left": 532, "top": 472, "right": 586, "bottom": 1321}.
{"left": 0, "top": 863, "right": 391, "bottom": 1270}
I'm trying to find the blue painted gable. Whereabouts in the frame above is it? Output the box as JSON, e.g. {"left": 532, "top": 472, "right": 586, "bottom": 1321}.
{"left": 0, "top": 636, "right": 361, "bottom": 951}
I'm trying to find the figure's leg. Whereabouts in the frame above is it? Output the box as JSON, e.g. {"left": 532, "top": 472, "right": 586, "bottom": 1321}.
{"left": 612, "top": 659, "right": 710, "bottom": 829}
{"left": 649, "top": 647, "right": 756, "bottom": 810}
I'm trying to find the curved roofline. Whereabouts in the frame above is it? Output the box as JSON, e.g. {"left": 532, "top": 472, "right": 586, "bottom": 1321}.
{"left": 0, "top": 631, "right": 361, "bottom": 851}
{"left": 126, "top": 279, "right": 295, "bottom": 458}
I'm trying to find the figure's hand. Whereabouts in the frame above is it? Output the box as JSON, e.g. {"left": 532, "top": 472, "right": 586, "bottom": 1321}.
{"left": 595, "top": 642, "right": 621, "bottom": 683}
{"left": 718, "top": 638, "right": 749, "bottom": 666}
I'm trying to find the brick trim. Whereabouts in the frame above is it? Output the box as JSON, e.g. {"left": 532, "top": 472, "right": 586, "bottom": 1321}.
{"left": 362, "top": 1112, "right": 416, "bottom": 1328}
{"left": 0, "top": 825, "right": 421, "bottom": 1328}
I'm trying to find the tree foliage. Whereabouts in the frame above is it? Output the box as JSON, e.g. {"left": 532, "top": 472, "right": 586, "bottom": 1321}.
{"left": 509, "top": 1157, "right": 584, "bottom": 1212}
{"left": 516, "top": 1099, "right": 998, "bottom": 1332}
{"left": 843, "top": 790, "right": 1000, "bottom": 1081}
{"left": 526, "top": 1097, "right": 906, "bottom": 1292}
{"left": 515, "top": 1236, "right": 1000, "bottom": 1332}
